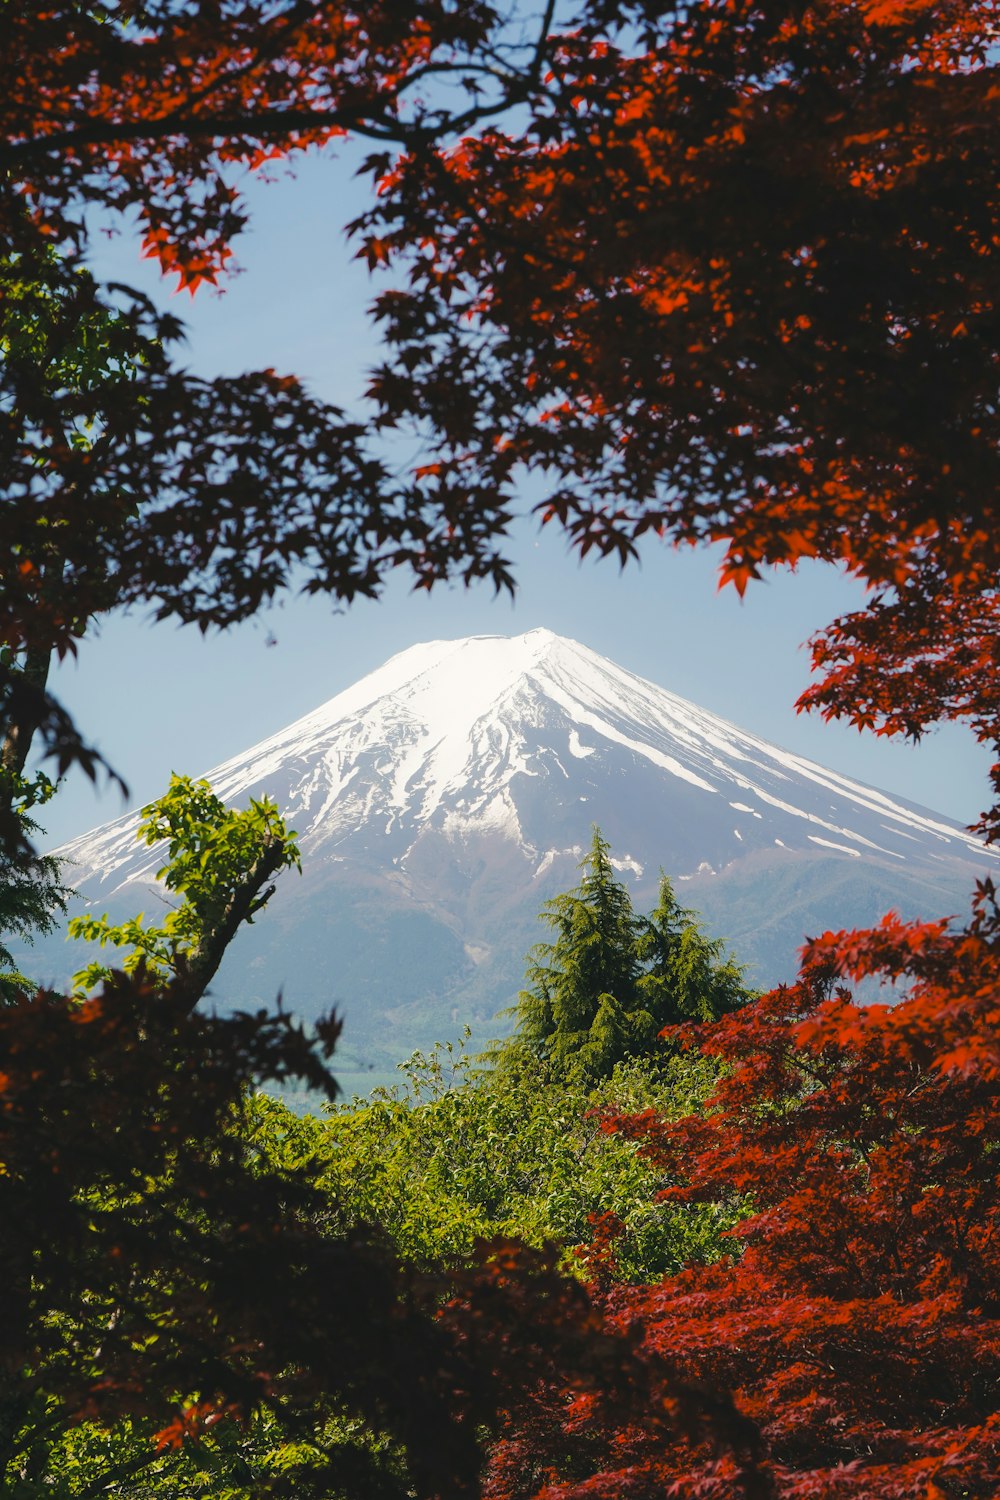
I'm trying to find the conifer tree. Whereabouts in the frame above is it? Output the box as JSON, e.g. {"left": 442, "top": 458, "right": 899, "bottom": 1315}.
{"left": 507, "top": 830, "right": 647, "bottom": 1085}
{"left": 500, "top": 832, "right": 750, "bottom": 1085}
{"left": 0, "top": 768, "right": 69, "bottom": 1003}
{"left": 637, "top": 875, "right": 752, "bottom": 1026}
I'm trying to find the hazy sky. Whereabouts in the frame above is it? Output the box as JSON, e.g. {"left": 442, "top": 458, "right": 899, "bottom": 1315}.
{"left": 41, "top": 150, "right": 991, "bottom": 848}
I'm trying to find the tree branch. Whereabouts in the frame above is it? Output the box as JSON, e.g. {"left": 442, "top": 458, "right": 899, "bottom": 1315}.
{"left": 175, "top": 835, "right": 291, "bottom": 1008}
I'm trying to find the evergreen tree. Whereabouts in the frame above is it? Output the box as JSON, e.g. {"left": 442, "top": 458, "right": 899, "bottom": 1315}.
{"left": 636, "top": 875, "right": 753, "bottom": 1027}
{"left": 506, "top": 829, "right": 647, "bottom": 1085}
{"left": 0, "top": 768, "right": 69, "bottom": 1004}
{"left": 497, "top": 832, "right": 752, "bottom": 1086}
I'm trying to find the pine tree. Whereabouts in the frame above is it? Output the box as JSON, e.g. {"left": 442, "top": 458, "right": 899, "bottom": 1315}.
{"left": 506, "top": 829, "right": 647, "bottom": 1085}
{"left": 0, "top": 769, "right": 69, "bottom": 1003}
{"left": 636, "top": 875, "right": 753, "bottom": 1027}
{"left": 499, "top": 831, "right": 751, "bottom": 1086}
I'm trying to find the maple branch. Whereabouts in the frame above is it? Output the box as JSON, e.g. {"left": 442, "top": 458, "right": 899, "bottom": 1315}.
{"left": 3, "top": 68, "right": 543, "bottom": 169}
{"left": 0, "top": 664, "right": 128, "bottom": 854}
{"left": 176, "top": 0, "right": 322, "bottom": 114}
{"left": 0, "top": 641, "right": 51, "bottom": 790}
{"left": 1, "top": 107, "right": 405, "bottom": 161}
{"left": 530, "top": 0, "right": 559, "bottom": 85}
{"left": 4, "top": 3, "right": 562, "bottom": 173}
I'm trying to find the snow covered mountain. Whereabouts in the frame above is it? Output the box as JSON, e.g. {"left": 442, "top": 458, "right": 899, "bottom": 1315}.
{"left": 43, "top": 630, "right": 997, "bottom": 1076}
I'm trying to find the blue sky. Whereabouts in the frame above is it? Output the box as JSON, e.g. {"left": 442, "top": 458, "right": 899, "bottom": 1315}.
{"left": 41, "top": 150, "right": 991, "bottom": 847}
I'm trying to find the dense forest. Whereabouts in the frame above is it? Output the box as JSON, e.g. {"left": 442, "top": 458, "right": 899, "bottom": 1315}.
{"left": 1, "top": 2, "right": 998, "bottom": 1497}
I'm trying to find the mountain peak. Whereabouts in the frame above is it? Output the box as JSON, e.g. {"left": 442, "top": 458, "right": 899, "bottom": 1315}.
{"left": 48, "top": 630, "right": 996, "bottom": 1053}
{"left": 59, "top": 626, "right": 993, "bottom": 892}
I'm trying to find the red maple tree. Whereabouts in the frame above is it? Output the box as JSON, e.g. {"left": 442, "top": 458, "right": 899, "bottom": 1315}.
{"left": 1, "top": 4, "right": 998, "bottom": 1496}
{"left": 483, "top": 891, "right": 999, "bottom": 1498}
{"left": 350, "top": 0, "right": 1000, "bottom": 835}
{"left": 4, "top": 3, "right": 998, "bottom": 812}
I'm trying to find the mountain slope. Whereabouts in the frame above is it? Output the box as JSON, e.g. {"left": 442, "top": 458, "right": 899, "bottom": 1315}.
{"left": 39, "top": 630, "right": 997, "bottom": 1072}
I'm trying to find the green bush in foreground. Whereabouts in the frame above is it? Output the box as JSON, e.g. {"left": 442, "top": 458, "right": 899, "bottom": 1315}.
{"left": 252, "top": 1033, "right": 740, "bottom": 1285}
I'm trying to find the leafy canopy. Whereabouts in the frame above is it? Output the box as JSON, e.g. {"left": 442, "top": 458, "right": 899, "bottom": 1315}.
{"left": 69, "top": 773, "right": 299, "bottom": 1003}
{"left": 269, "top": 1032, "right": 733, "bottom": 1285}
{"left": 489, "top": 893, "right": 1000, "bottom": 1498}
{"left": 2, "top": 2, "right": 999, "bottom": 831}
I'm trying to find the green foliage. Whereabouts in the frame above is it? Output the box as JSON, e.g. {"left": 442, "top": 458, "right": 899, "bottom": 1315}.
{"left": 253, "top": 1032, "right": 737, "bottom": 1286}
{"left": 5, "top": 1394, "right": 407, "bottom": 1500}
{"left": 0, "top": 236, "right": 163, "bottom": 835}
{"left": 69, "top": 774, "right": 299, "bottom": 995}
{"left": 5, "top": 810, "right": 752, "bottom": 1492}
{"left": 509, "top": 829, "right": 647, "bottom": 1085}
{"left": 1, "top": 241, "right": 151, "bottom": 434}
{"left": 0, "top": 978, "right": 430, "bottom": 1500}
{"left": 0, "top": 766, "right": 70, "bottom": 1003}
{"left": 496, "top": 828, "right": 754, "bottom": 1085}
{"left": 637, "top": 874, "right": 752, "bottom": 1024}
